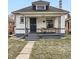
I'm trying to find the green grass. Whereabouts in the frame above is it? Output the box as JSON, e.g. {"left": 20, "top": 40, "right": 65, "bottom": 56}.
{"left": 29, "top": 35, "right": 71, "bottom": 59}
{"left": 8, "top": 38, "right": 27, "bottom": 59}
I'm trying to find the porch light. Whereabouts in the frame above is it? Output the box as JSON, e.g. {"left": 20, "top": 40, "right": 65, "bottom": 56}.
{"left": 43, "top": 20, "right": 45, "bottom": 23}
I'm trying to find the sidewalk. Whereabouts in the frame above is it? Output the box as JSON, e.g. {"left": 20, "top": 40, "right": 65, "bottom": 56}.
{"left": 16, "top": 41, "right": 35, "bottom": 59}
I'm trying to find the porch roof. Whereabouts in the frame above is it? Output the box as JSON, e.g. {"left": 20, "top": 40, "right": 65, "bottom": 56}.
{"left": 12, "top": 6, "right": 69, "bottom": 14}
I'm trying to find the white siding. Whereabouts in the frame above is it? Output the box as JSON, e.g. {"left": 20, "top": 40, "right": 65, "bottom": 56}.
{"left": 15, "top": 30, "right": 25, "bottom": 34}
{"left": 16, "top": 15, "right": 25, "bottom": 28}
{"left": 15, "top": 15, "right": 30, "bottom": 34}
{"left": 37, "top": 17, "right": 46, "bottom": 32}
{"left": 37, "top": 17, "right": 57, "bottom": 32}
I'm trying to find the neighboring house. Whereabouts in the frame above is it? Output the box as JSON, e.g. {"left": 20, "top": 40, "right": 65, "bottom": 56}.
{"left": 8, "top": 16, "right": 15, "bottom": 35}
{"left": 12, "top": 0, "right": 69, "bottom": 38}
{"left": 65, "top": 14, "right": 71, "bottom": 33}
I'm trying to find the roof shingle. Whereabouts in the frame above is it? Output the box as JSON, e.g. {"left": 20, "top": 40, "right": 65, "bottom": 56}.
{"left": 12, "top": 6, "right": 69, "bottom": 13}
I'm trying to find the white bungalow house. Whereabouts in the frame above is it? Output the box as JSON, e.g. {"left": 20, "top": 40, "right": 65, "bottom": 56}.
{"left": 12, "top": 0, "right": 69, "bottom": 39}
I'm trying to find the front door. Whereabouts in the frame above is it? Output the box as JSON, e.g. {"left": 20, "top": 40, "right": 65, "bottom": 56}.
{"left": 30, "top": 18, "right": 36, "bottom": 32}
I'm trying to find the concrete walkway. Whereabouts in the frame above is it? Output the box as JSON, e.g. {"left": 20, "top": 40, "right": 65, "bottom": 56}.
{"left": 16, "top": 41, "right": 35, "bottom": 59}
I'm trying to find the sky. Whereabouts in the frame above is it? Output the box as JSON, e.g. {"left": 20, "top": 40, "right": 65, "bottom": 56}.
{"left": 8, "top": 0, "right": 71, "bottom": 14}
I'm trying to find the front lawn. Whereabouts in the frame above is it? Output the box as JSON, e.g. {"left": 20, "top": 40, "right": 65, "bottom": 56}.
{"left": 8, "top": 38, "right": 27, "bottom": 59}
{"left": 29, "top": 35, "right": 71, "bottom": 59}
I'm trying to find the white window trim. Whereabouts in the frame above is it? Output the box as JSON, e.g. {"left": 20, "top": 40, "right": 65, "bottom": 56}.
{"left": 20, "top": 16, "right": 24, "bottom": 24}
{"left": 46, "top": 20, "right": 54, "bottom": 28}
{"left": 36, "top": 5, "right": 46, "bottom": 10}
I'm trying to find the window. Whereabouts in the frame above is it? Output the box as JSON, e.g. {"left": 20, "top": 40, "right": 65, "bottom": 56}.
{"left": 36, "top": 5, "right": 46, "bottom": 10}
{"left": 46, "top": 20, "right": 54, "bottom": 28}
{"left": 20, "top": 17, "right": 24, "bottom": 24}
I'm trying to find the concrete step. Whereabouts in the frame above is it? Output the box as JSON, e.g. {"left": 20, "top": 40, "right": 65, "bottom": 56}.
{"left": 26, "top": 34, "right": 40, "bottom": 40}
{"left": 25, "top": 33, "right": 64, "bottom": 40}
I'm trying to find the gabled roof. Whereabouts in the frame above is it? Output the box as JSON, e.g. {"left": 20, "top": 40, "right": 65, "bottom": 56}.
{"left": 12, "top": 6, "right": 69, "bottom": 13}
{"left": 32, "top": 1, "right": 50, "bottom": 5}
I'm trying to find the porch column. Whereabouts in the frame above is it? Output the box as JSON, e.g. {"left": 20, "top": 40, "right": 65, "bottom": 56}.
{"left": 25, "top": 16, "right": 30, "bottom": 35}
{"left": 60, "top": 15, "right": 66, "bottom": 33}
{"left": 58, "top": 16, "right": 61, "bottom": 33}
{"left": 25, "top": 16, "right": 29, "bottom": 36}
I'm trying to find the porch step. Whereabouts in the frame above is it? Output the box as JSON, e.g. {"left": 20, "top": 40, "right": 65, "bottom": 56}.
{"left": 26, "top": 34, "right": 40, "bottom": 40}
{"left": 25, "top": 33, "right": 64, "bottom": 40}
{"left": 40, "top": 35, "right": 61, "bottom": 39}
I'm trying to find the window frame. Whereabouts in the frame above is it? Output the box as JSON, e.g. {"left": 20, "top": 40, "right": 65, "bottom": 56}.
{"left": 20, "top": 16, "right": 24, "bottom": 24}
{"left": 46, "top": 20, "right": 54, "bottom": 28}
{"left": 36, "top": 5, "right": 46, "bottom": 10}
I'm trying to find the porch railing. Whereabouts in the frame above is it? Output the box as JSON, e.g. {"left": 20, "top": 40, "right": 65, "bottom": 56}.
{"left": 25, "top": 28, "right": 65, "bottom": 33}
{"left": 38, "top": 28, "right": 65, "bottom": 33}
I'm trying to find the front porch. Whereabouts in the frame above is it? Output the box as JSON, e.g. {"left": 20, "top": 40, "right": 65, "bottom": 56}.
{"left": 25, "top": 16, "right": 65, "bottom": 33}
{"left": 15, "top": 28, "right": 65, "bottom": 40}
{"left": 15, "top": 12, "right": 66, "bottom": 40}
{"left": 25, "top": 15, "right": 65, "bottom": 39}
{"left": 24, "top": 28, "right": 65, "bottom": 40}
